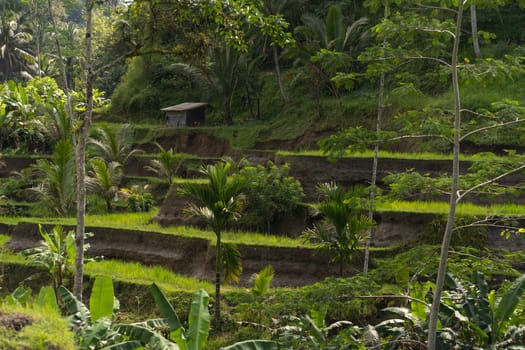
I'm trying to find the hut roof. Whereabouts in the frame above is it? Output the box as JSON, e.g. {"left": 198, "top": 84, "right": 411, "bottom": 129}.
{"left": 161, "top": 102, "right": 208, "bottom": 112}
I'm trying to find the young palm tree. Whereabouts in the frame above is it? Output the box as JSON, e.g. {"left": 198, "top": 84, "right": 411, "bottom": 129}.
{"left": 178, "top": 161, "right": 245, "bottom": 329}
{"left": 86, "top": 158, "right": 123, "bottom": 213}
{"left": 88, "top": 123, "right": 141, "bottom": 166}
{"left": 144, "top": 142, "right": 186, "bottom": 185}
{"left": 303, "top": 182, "right": 375, "bottom": 276}
{"left": 31, "top": 138, "right": 76, "bottom": 216}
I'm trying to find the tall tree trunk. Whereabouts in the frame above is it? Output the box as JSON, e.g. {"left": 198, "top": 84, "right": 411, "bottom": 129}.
{"left": 471, "top": 5, "right": 481, "bottom": 58}
{"left": 272, "top": 45, "right": 289, "bottom": 103}
{"left": 48, "top": 0, "right": 75, "bottom": 144}
{"left": 363, "top": 70, "right": 383, "bottom": 276}
{"left": 427, "top": 2, "right": 464, "bottom": 348}
{"left": 363, "top": 3, "right": 388, "bottom": 276}
{"left": 214, "top": 230, "right": 222, "bottom": 330}
{"left": 223, "top": 97, "right": 233, "bottom": 125}
{"left": 74, "top": 0, "right": 94, "bottom": 301}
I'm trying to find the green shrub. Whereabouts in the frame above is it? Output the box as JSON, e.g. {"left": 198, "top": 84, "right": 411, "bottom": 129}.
{"left": 234, "top": 161, "right": 305, "bottom": 233}
{"left": 422, "top": 215, "right": 487, "bottom": 249}
{"left": 124, "top": 185, "right": 155, "bottom": 212}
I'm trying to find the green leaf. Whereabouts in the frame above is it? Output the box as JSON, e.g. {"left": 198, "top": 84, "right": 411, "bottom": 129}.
{"left": 8, "top": 286, "right": 32, "bottom": 306}
{"left": 494, "top": 274, "right": 525, "bottom": 336}
{"left": 150, "top": 283, "right": 184, "bottom": 337}
{"left": 113, "top": 324, "right": 179, "bottom": 350}
{"left": 37, "top": 286, "right": 58, "bottom": 312}
{"left": 252, "top": 265, "right": 274, "bottom": 297}
{"left": 81, "top": 317, "right": 112, "bottom": 350}
{"left": 101, "top": 340, "right": 143, "bottom": 349}
{"left": 90, "top": 276, "right": 115, "bottom": 322}
{"left": 220, "top": 340, "right": 281, "bottom": 350}
{"left": 186, "top": 289, "right": 210, "bottom": 350}
{"left": 58, "top": 285, "right": 91, "bottom": 326}
{"left": 222, "top": 243, "right": 242, "bottom": 284}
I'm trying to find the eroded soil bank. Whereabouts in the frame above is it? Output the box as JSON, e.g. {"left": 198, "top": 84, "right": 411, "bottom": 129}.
{"left": 3, "top": 215, "right": 524, "bottom": 287}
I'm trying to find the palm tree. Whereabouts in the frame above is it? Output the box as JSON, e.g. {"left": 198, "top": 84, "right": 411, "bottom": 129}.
{"left": 86, "top": 158, "right": 123, "bottom": 213}
{"left": 88, "top": 123, "right": 141, "bottom": 166}
{"left": 31, "top": 138, "right": 76, "bottom": 216}
{"left": 0, "top": 9, "right": 36, "bottom": 80}
{"left": 292, "top": 5, "right": 369, "bottom": 96}
{"left": 178, "top": 161, "right": 245, "bottom": 329}
{"left": 303, "top": 182, "right": 375, "bottom": 276}
{"left": 170, "top": 44, "right": 243, "bottom": 125}
{"left": 144, "top": 142, "right": 186, "bottom": 186}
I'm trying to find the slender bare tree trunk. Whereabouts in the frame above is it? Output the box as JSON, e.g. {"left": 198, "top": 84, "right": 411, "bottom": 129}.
{"left": 470, "top": 5, "right": 481, "bottom": 58}
{"left": 74, "top": 0, "right": 94, "bottom": 301}
{"left": 363, "top": 3, "right": 388, "bottom": 276}
{"left": 272, "top": 45, "right": 289, "bottom": 103}
{"left": 48, "top": 0, "right": 75, "bottom": 144}
{"left": 214, "top": 230, "right": 222, "bottom": 330}
{"left": 363, "top": 71, "right": 383, "bottom": 276}
{"left": 427, "top": 2, "right": 464, "bottom": 348}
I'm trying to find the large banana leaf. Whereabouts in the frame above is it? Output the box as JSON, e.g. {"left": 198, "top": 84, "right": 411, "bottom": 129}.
{"left": 58, "top": 285, "right": 91, "bottom": 327}
{"left": 220, "top": 340, "right": 281, "bottom": 350}
{"left": 37, "top": 286, "right": 58, "bottom": 312}
{"left": 151, "top": 283, "right": 187, "bottom": 348}
{"left": 494, "top": 274, "right": 525, "bottom": 336}
{"left": 151, "top": 283, "right": 184, "bottom": 331}
{"left": 113, "top": 324, "right": 179, "bottom": 350}
{"left": 187, "top": 289, "right": 210, "bottom": 350}
{"left": 90, "top": 275, "right": 115, "bottom": 322}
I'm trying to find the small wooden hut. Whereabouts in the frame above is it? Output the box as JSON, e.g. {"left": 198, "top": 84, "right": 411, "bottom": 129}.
{"left": 161, "top": 102, "right": 207, "bottom": 127}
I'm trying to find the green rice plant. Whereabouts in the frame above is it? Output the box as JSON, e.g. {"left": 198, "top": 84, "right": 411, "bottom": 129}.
{"left": 0, "top": 234, "right": 11, "bottom": 247}
{"left": 277, "top": 149, "right": 475, "bottom": 161}
{"left": 84, "top": 260, "right": 214, "bottom": 293}
{"left": 377, "top": 200, "right": 525, "bottom": 217}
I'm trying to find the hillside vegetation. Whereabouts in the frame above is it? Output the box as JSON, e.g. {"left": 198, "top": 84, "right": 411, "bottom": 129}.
{"left": 1, "top": 1, "right": 525, "bottom": 349}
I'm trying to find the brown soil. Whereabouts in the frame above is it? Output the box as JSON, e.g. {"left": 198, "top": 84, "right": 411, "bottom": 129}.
{"left": 137, "top": 132, "right": 231, "bottom": 157}
{"left": 0, "top": 312, "right": 33, "bottom": 331}
{"left": 5, "top": 222, "right": 341, "bottom": 287}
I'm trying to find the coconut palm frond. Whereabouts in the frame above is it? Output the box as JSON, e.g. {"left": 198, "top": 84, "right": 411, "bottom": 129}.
{"left": 88, "top": 124, "right": 141, "bottom": 165}
{"left": 222, "top": 243, "right": 242, "bottom": 285}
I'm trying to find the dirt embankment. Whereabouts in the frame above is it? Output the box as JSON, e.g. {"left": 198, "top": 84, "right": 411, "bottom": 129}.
{"left": 4, "top": 216, "right": 525, "bottom": 288}
{"left": 0, "top": 157, "right": 38, "bottom": 177}
{"left": 137, "top": 132, "right": 231, "bottom": 157}
{"left": 4, "top": 222, "right": 341, "bottom": 287}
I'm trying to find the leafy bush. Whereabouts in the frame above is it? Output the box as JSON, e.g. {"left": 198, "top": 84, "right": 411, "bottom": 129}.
{"left": 422, "top": 215, "right": 487, "bottom": 249}
{"left": 234, "top": 161, "right": 305, "bottom": 232}
{"left": 123, "top": 185, "right": 155, "bottom": 212}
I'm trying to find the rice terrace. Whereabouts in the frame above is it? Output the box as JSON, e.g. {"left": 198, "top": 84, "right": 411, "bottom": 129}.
{"left": 1, "top": 1, "right": 525, "bottom": 349}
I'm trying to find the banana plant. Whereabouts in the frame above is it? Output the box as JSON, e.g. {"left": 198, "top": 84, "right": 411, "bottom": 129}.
{"left": 448, "top": 271, "right": 525, "bottom": 347}
{"left": 148, "top": 283, "right": 210, "bottom": 350}
{"left": 149, "top": 283, "right": 281, "bottom": 350}
{"left": 59, "top": 275, "right": 120, "bottom": 349}
{"left": 59, "top": 276, "right": 175, "bottom": 350}
{"left": 21, "top": 225, "right": 76, "bottom": 294}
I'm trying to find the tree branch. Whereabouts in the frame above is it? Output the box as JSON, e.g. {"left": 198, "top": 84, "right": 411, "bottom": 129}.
{"left": 93, "top": 47, "right": 189, "bottom": 76}
{"left": 387, "top": 134, "right": 452, "bottom": 143}
{"left": 460, "top": 118, "right": 525, "bottom": 142}
{"left": 457, "top": 163, "right": 525, "bottom": 202}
